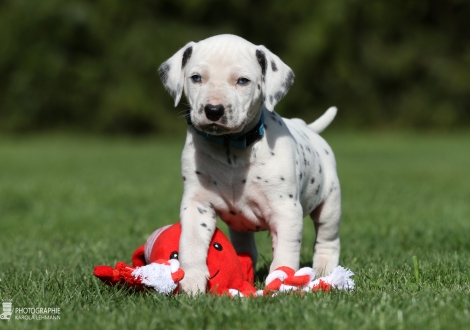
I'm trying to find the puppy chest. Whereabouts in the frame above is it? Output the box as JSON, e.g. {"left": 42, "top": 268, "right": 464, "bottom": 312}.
{"left": 208, "top": 177, "right": 270, "bottom": 232}
{"left": 218, "top": 208, "right": 269, "bottom": 232}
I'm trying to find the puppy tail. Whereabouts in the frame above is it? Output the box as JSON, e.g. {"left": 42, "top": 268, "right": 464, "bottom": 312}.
{"left": 308, "top": 106, "right": 337, "bottom": 134}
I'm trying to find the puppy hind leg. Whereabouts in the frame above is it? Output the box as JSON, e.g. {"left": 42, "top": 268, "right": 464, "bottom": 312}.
{"left": 310, "top": 189, "right": 341, "bottom": 276}
{"left": 228, "top": 228, "right": 258, "bottom": 271}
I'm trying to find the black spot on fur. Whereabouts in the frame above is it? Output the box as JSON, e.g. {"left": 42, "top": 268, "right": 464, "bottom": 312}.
{"left": 274, "top": 91, "right": 284, "bottom": 102}
{"left": 213, "top": 181, "right": 217, "bottom": 185}
{"left": 271, "top": 60, "right": 278, "bottom": 72}
{"left": 280, "top": 195, "right": 283, "bottom": 198}
{"left": 229, "top": 210, "right": 236, "bottom": 215}
{"left": 289, "top": 194, "right": 293, "bottom": 198}
{"left": 195, "top": 171, "right": 202, "bottom": 175}
{"left": 197, "top": 207, "right": 207, "bottom": 214}
{"left": 315, "top": 186, "right": 320, "bottom": 194}
{"left": 310, "top": 178, "right": 315, "bottom": 184}
{"left": 212, "top": 213, "right": 216, "bottom": 219}
{"left": 269, "top": 95, "right": 274, "bottom": 104}
{"left": 183, "top": 176, "right": 186, "bottom": 181}
{"left": 281, "top": 177, "right": 285, "bottom": 181}
{"left": 282, "top": 70, "right": 295, "bottom": 90}
{"left": 256, "top": 50, "right": 267, "bottom": 76}
{"left": 271, "top": 152, "right": 275, "bottom": 156}
{"left": 242, "top": 179, "right": 246, "bottom": 184}
{"left": 158, "top": 62, "right": 171, "bottom": 84}
{"left": 257, "top": 84, "right": 261, "bottom": 90}
{"left": 257, "top": 176, "right": 261, "bottom": 180}
{"left": 182, "top": 46, "right": 193, "bottom": 68}
{"left": 319, "top": 165, "right": 322, "bottom": 174}
{"left": 201, "top": 223, "right": 207, "bottom": 227}
{"left": 299, "top": 173, "right": 303, "bottom": 180}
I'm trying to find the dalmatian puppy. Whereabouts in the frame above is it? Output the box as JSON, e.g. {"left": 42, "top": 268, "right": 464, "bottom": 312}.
{"left": 159, "top": 34, "right": 341, "bottom": 294}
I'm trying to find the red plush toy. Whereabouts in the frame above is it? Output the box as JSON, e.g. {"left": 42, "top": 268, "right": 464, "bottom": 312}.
{"left": 94, "top": 223, "right": 257, "bottom": 296}
{"left": 94, "top": 223, "right": 355, "bottom": 296}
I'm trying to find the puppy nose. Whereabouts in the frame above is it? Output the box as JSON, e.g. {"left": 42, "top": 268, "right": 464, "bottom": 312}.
{"left": 204, "top": 104, "right": 225, "bottom": 121}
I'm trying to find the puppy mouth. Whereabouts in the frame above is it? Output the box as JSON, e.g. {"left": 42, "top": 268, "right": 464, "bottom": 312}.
{"left": 197, "top": 123, "right": 238, "bottom": 135}
{"left": 209, "top": 270, "right": 219, "bottom": 280}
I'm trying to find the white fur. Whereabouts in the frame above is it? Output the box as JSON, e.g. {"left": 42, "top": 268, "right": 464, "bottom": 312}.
{"left": 308, "top": 266, "right": 355, "bottom": 291}
{"left": 159, "top": 34, "right": 341, "bottom": 294}
{"left": 309, "top": 106, "right": 337, "bottom": 133}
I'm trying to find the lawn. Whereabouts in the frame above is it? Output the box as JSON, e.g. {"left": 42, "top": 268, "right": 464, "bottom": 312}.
{"left": 0, "top": 132, "right": 469, "bottom": 329}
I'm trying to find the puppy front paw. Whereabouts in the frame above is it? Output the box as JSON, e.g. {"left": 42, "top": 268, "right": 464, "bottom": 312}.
{"left": 313, "top": 254, "right": 338, "bottom": 277}
{"left": 179, "top": 268, "right": 209, "bottom": 295}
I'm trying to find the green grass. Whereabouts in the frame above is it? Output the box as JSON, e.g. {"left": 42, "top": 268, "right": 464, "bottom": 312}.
{"left": 1, "top": 132, "right": 469, "bottom": 329}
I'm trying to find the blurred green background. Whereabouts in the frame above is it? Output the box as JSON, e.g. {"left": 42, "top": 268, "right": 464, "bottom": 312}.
{"left": 1, "top": 2, "right": 470, "bottom": 327}
{"left": 0, "top": 0, "right": 469, "bottom": 135}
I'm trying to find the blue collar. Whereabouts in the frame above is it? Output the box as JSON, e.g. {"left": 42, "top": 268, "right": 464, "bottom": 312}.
{"left": 189, "top": 111, "right": 265, "bottom": 149}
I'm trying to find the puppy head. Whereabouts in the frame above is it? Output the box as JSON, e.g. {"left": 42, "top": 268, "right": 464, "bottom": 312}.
{"left": 159, "top": 35, "right": 294, "bottom": 135}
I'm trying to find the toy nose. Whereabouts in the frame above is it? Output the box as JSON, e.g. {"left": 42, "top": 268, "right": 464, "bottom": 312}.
{"left": 204, "top": 104, "right": 225, "bottom": 121}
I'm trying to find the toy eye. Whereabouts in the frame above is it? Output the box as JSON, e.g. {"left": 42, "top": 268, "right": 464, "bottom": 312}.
{"left": 237, "top": 77, "right": 250, "bottom": 85}
{"left": 213, "top": 242, "right": 223, "bottom": 251}
{"left": 191, "top": 75, "right": 202, "bottom": 83}
{"left": 169, "top": 251, "right": 179, "bottom": 260}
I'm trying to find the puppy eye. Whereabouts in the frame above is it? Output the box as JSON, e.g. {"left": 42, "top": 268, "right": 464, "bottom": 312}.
{"left": 213, "top": 242, "right": 223, "bottom": 251}
{"left": 237, "top": 77, "right": 250, "bottom": 85}
{"left": 169, "top": 251, "right": 179, "bottom": 260}
{"left": 191, "top": 75, "right": 202, "bottom": 83}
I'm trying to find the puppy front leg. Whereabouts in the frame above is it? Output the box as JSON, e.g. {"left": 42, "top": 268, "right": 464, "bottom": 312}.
{"left": 268, "top": 205, "right": 304, "bottom": 272}
{"left": 179, "top": 200, "right": 216, "bottom": 295}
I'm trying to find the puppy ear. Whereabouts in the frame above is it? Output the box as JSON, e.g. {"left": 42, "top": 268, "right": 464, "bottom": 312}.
{"left": 158, "top": 42, "right": 196, "bottom": 106}
{"left": 255, "top": 45, "right": 295, "bottom": 111}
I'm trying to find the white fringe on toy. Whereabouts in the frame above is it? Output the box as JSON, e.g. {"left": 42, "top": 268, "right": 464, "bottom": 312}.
{"left": 132, "top": 263, "right": 177, "bottom": 294}
{"left": 308, "top": 265, "right": 355, "bottom": 291}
